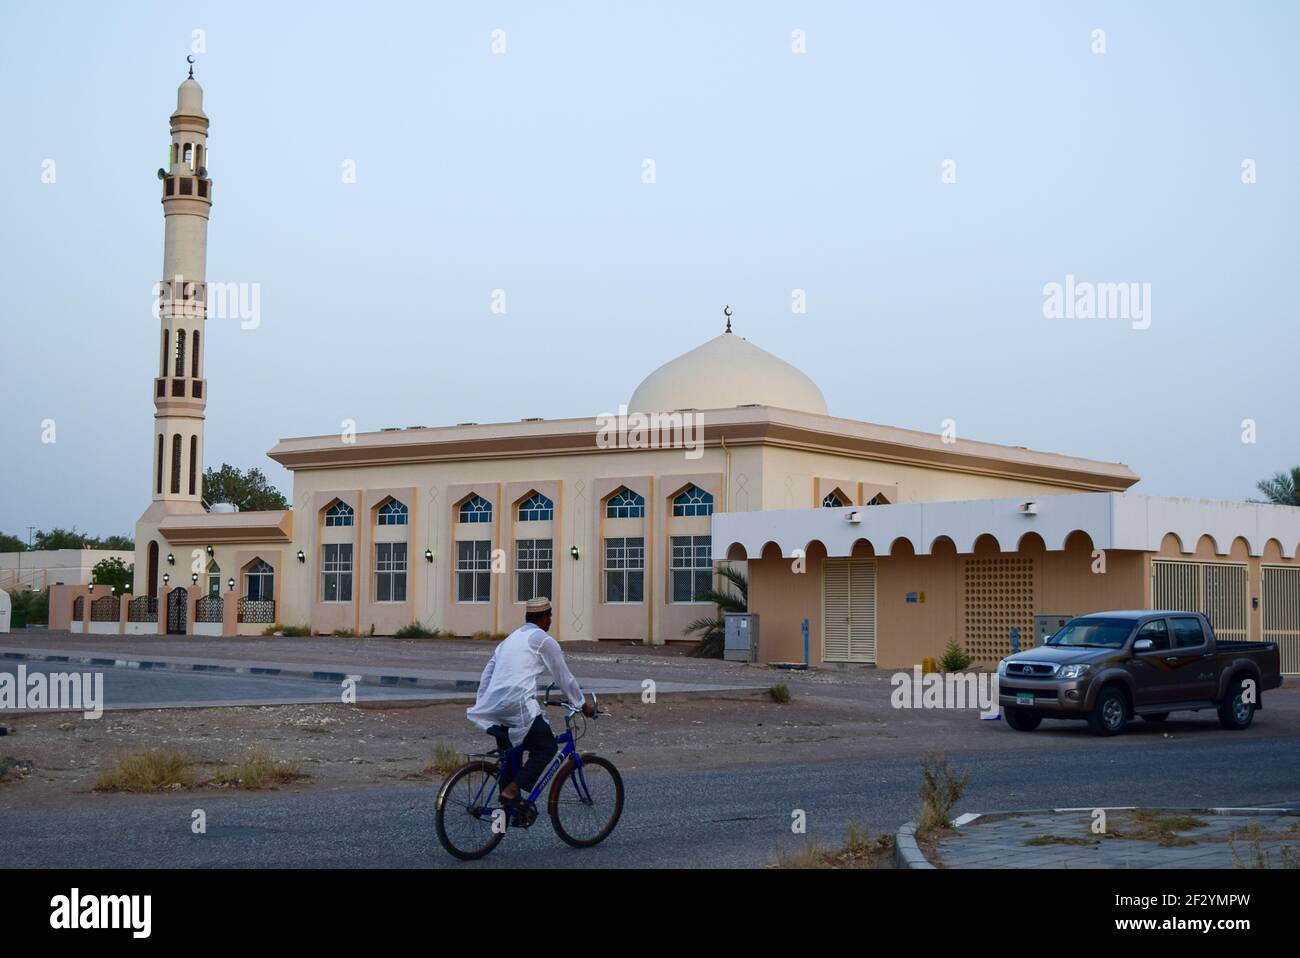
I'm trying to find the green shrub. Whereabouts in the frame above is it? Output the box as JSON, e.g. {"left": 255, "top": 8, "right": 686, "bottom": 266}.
{"left": 395, "top": 622, "right": 442, "bottom": 639}
{"left": 261, "top": 624, "right": 310, "bottom": 637}
{"left": 938, "top": 639, "right": 973, "bottom": 672}
{"left": 331, "top": 628, "right": 358, "bottom": 638}
{"left": 768, "top": 683, "right": 792, "bottom": 704}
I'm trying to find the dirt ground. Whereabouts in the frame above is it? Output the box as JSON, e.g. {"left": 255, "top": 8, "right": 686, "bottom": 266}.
{"left": 4, "top": 667, "right": 1297, "bottom": 811}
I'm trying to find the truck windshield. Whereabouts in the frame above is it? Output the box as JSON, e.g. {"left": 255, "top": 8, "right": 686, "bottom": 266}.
{"left": 1046, "top": 618, "right": 1134, "bottom": 648}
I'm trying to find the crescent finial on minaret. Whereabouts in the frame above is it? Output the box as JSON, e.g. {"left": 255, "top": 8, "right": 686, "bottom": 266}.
{"left": 724, "top": 305, "right": 732, "bottom": 334}
{"left": 187, "top": 55, "right": 195, "bottom": 79}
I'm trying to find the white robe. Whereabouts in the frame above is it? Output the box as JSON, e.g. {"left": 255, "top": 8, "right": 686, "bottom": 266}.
{"left": 466, "top": 623, "right": 586, "bottom": 746}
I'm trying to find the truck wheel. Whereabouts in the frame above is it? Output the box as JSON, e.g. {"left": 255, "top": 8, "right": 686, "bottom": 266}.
{"left": 1087, "top": 686, "right": 1128, "bottom": 736}
{"left": 1003, "top": 707, "right": 1042, "bottom": 731}
{"left": 1141, "top": 712, "right": 1170, "bottom": 723}
{"left": 1217, "top": 678, "right": 1255, "bottom": 731}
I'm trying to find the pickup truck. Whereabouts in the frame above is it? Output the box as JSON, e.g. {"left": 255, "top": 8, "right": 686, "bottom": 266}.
{"left": 997, "top": 610, "right": 1283, "bottom": 736}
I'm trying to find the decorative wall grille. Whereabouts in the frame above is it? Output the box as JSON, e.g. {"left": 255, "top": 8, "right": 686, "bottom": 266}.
{"left": 72, "top": 596, "right": 84, "bottom": 621}
{"left": 90, "top": 595, "right": 120, "bottom": 622}
{"left": 1262, "top": 565, "right": 1300, "bottom": 675}
{"left": 1151, "top": 560, "right": 1248, "bottom": 642}
{"left": 963, "top": 556, "right": 1036, "bottom": 662}
{"left": 128, "top": 596, "right": 159, "bottom": 623}
{"left": 238, "top": 598, "right": 276, "bottom": 624}
{"left": 196, "top": 594, "right": 224, "bottom": 623}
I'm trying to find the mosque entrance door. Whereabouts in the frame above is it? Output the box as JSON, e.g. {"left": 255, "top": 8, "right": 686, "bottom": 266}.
{"left": 167, "top": 587, "right": 188, "bottom": 634}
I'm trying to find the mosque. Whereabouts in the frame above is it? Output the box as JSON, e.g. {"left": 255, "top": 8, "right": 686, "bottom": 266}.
{"left": 50, "top": 71, "right": 1300, "bottom": 674}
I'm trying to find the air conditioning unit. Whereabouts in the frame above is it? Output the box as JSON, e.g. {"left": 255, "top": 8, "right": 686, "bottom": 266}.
{"left": 846, "top": 511, "right": 862, "bottom": 524}
{"left": 1019, "top": 501, "right": 1038, "bottom": 515}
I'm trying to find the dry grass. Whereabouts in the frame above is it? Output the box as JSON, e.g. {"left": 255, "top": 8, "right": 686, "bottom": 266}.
{"left": 1229, "top": 822, "right": 1300, "bottom": 869}
{"left": 916, "top": 754, "right": 969, "bottom": 839}
{"left": 1025, "top": 834, "right": 1100, "bottom": 847}
{"left": 771, "top": 822, "right": 894, "bottom": 869}
{"left": 95, "top": 750, "right": 194, "bottom": 792}
{"left": 767, "top": 683, "right": 792, "bottom": 704}
{"left": 423, "top": 741, "right": 463, "bottom": 777}
{"left": 469, "top": 631, "right": 508, "bottom": 642}
{"left": 0, "top": 756, "right": 34, "bottom": 785}
{"left": 208, "top": 749, "right": 307, "bottom": 789}
{"left": 1107, "top": 810, "right": 1208, "bottom": 847}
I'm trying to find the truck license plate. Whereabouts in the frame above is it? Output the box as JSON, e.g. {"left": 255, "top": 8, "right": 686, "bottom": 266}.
{"left": 1016, "top": 693, "right": 1034, "bottom": 705}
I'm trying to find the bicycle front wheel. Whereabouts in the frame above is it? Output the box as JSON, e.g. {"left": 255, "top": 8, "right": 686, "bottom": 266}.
{"left": 547, "top": 753, "right": 624, "bottom": 848}
{"left": 435, "top": 760, "right": 506, "bottom": 861}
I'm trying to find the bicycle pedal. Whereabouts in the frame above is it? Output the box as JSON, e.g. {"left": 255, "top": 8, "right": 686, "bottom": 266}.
{"left": 508, "top": 802, "right": 539, "bottom": 829}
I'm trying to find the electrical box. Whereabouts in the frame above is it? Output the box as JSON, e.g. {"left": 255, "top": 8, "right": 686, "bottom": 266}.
{"left": 1034, "top": 614, "right": 1073, "bottom": 645}
{"left": 723, "top": 613, "right": 759, "bottom": 662}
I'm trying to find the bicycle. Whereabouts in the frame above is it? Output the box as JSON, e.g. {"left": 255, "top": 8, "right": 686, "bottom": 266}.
{"left": 435, "top": 687, "right": 625, "bottom": 861}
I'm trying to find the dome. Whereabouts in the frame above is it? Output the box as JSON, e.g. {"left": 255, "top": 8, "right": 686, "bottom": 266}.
{"left": 174, "top": 77, "right": 206, "bottom": 118}
{"left": 628, "top": 331, "right": 828, "bottom": 415}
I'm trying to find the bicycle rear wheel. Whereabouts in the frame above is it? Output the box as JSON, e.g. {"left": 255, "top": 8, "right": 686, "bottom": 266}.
{"left": 435, "top": 760, "right": 506, "bottom": 861}
{"left": 547, "top": 753, "right": 624, "bottom": 848}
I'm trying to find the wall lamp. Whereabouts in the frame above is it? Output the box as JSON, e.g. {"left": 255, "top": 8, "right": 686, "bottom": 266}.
{"left": 191, "top": 572, "right": 199, "bottom": 584}
{"left": 87, "top": 582, "right": 95, "bottom": 592}
{"left": 227, "top": 577, "right": 235, "bottom": 592}
{"left": 570, "top": 546, "right": 580, "bottom": 560}
{"left": 206, "top": 544, "right": 214, "bottom": 556}
{"left": 297, "top": 550, "right": 306, "bottom": 563}
{"left": 162, "top": 573, "right": 171, "bottom": 585}
{"left": 424, "top": 549, "right": 434, "bottom": 563}
{"left": 166, "top": 553, "right": 175, "bottom": 565}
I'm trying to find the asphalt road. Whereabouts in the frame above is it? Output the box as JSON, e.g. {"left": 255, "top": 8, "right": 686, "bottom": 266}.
{"left": 3, "top": 733, "right": 1296, "bottom": 868}
{"left": 0, "top": 662, "right": 442, "bottom": 708}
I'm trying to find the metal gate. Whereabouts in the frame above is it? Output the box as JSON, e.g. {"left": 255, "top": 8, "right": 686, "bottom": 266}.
{"left": 822, "top": 558, "right": 876, "bottom": 663}
{"left": 1151, "top": 559, "right": 1248, "bottom": 641}
{"left": 1262, "top": 565, "right": 1300, "bottom": 675}
{"left": 166, "top": 587, "right": 188, "bottom": 635}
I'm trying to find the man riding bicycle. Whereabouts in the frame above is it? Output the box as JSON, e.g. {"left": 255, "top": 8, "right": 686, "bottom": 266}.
{"left": 466, "top": 597, "right": 595, "bottom": 812}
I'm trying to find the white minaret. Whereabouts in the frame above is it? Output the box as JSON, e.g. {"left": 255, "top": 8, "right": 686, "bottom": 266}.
{"left": 153, "top": 67, "right": 212, "bottom": 507}
{"left": 135, "top": 65, "right": 214, "bottom": 597}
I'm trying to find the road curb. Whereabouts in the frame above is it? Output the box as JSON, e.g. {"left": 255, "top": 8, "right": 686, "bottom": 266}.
{"left": 898, "top": 806, "right": 1300, "bottom": 868}
{"left": 894, "top": 821, "right": 935, "bottom": 869}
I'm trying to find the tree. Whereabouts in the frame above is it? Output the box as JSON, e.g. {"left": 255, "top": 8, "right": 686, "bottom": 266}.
{"left": 0, "top": 532, "right": 27, "bottom": 553}
{"left": 33, "top": 527, "right": 89, "bottom": 550}
{"left": 683, "top": 566, "right": 749, "bottom": 659}
{"left": 202, "top": 464, "right": 290, "bottom": 512}
{"left": 1256, "top": 467, "right": 1300, "bottom": 506}
{"left": 97, "top": 534, "right": 135, "bottom": 551}
{"left": 91, "top": 556, "right": 133, "bottom": 595}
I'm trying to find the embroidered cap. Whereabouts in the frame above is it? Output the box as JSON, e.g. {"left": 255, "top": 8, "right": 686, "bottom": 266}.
{"left": 525, "top": 597, "right": 552, "bottom": 614}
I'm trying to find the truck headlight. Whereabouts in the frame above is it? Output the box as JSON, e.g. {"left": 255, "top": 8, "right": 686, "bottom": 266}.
{"left": 1057, "top": 664, "right": 1090, "bottom": 679}
{"left": 997, "top": 658, "right": 1009, "bottom": 676}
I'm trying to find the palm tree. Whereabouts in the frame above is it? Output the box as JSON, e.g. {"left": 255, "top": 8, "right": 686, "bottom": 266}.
{"left": 1255, "top": 467, "right": 1300, "bottom": 506}
{"left": 684, "top": 565, "right": 748, "bottom": 658}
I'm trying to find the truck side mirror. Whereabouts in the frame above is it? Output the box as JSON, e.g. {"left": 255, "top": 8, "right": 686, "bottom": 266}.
{"left": 1134, "top": 638, "right": 1154, "bottom": 652}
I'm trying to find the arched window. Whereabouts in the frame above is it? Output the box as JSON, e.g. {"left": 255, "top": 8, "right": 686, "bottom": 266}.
{"left": 377, "top": 499, "right": 408, "bottom": 525}
{"left": 606, "top": 488, "right": 645, "bottom": 519}
{"left": 188, "top": 435, "right": 198, "bottom": 495}
{"left": 161, "top": 329, "right": 170, "bottom": 376}
{"left": 147, "top": 541, "right": 160, "bottom": 599}
{"left": 206, "top": 560, "right": 221, "bottom": 595}
{"left": 458, "top": 495, "right": 493, "bottom": 523}
{"left": 170, "top": 433, "right": 182, "bottom": 494}
{"left": 183, "top": 143, "right": 193, "bottom": 166}
{"left": 174, "top": 329, "right": 186, "bottom": 377}
{"left": 156, "top": 434, "right": 164, "bottom": 494}
{"left": 518, "top": 492, "right": 554, "bottom": 522}
{"left": 172, "top": 143, "right": 179, "bottom": 167}
{"left": 672, "top": 486, "right": 714, "bottom": 517}
{"left": 324, "top": 501, "right": 354, "bottom": 527}
{"left": 245, "top": 560, "right": 274, "bottom": 601}
{"left": 191, "top": 330, "right": 200, "bottom": 378}
{"left": 822, "top": 490, "right": 848, "bottom": 508}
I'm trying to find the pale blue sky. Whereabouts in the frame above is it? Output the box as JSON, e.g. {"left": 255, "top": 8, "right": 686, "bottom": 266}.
{"left": 1, "top": 0, "right": 1297, "bottom": 538}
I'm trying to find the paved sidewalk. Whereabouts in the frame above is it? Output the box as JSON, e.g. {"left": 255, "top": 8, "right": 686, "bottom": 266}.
{"left": 922, "top": 808, "right": 1300, "bottom": 869}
